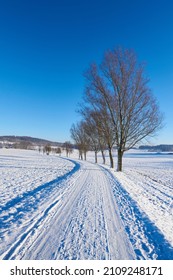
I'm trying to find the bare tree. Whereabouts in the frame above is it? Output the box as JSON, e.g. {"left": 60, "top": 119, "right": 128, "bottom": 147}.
{"left": 62, "top": 141, "right": 73, "bottom": 157}
{"left": 70, "top": 122, "right": 90, "bottom": 160}
{"left": 82, "top": 120, "right": 100, "bottom": 163}
{"left": 84, "top": 47, "right": 163, "bottom": 171}
{"left": 55, "top": 147, "right": 62, "bottom": 156}
{"left": 79, "top": 102, "right": 115, "bottom": 167}
{"left": 44, "top": 144, "right": 51, "bottom": 155}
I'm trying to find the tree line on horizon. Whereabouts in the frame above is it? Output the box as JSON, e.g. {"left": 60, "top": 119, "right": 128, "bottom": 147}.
{"left": 70, "top": 47, "right": 163, "bottom": 171}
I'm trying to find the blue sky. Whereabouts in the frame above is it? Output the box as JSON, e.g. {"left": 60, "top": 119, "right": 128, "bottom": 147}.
{"left": 0, "top": 0, "right": 173, "bottom": 144}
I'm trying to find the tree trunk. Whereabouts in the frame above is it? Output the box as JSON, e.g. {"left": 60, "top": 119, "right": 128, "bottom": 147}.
{"left": 95, "top": 151, "right": 98, "bottom": 163}
{"left": 117, "top": 149, "right": 123, "bottom": 171}
{"left": 79, "top": 150, "right": 83, "bottom": 160}
{"left": 101, "top": 150, "right": 106, "bottom": 164}
{"left": 108, "top": 146, "right": 114, "bottom": 168}
{"left": 84, "top": 151, "right": 87, "bottom": 160}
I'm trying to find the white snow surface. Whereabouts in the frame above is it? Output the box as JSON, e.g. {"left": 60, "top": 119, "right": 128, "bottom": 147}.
{"left": 0, "top": 148, "right": 173, "bottom": 260}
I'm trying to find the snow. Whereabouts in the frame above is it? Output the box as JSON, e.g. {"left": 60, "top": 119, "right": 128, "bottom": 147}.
{"left": 0, "top": 148, "right": 173, "bottom": 260}
{"left": 0, "top": 149, "right": 75, "bottom": 207}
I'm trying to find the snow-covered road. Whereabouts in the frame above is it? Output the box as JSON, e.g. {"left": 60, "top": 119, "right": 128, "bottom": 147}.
{"left": 1, "top": 149, "right": 173, "bottom": 260}
{"left": 1, "top": 159, "right": 135, "bottom": 260}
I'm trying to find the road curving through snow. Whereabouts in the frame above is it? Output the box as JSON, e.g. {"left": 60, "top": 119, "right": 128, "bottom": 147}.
{"left": 1, "top": 159, "right": 135, "bottom": 260}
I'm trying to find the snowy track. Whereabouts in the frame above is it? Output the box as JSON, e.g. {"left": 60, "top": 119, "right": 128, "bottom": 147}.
{"left": 1, "top": 159, "right": 134, "bottom": 260}
{"left": 1, "top": 149, "right": 173, "bottom": 260}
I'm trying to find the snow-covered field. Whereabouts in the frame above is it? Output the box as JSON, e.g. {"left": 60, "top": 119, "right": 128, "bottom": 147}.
{"left": 0, "top": 148, "right": 173, "bottom": 260}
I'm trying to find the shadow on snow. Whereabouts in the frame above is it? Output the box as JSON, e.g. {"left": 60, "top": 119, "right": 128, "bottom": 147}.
{"left": 0, "top": 159, "right": 80, "bottom": 231}
{"left": 102, "top": 167, "right": 173, "bottom": 260}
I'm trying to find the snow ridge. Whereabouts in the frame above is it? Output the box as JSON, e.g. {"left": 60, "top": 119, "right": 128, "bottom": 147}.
{"left": 102, "top": 167, "right": 173, "bottom": 260}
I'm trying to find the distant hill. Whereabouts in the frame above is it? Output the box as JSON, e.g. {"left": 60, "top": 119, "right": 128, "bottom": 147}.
{"left": 139, "top": 144, "right": 173, "bottom": 152}
{"left": 0, "top": 135, "right": 62, "bottom": 149}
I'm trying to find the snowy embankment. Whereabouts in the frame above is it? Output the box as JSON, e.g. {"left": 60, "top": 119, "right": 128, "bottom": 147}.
{"left": 114, "top": 164, "right": 173, "bottom": 246}
{"left": 115, "top": 155, "right": 173, "bottom": 249}
{"left": 79, "top": 150, "right": 173, "bottom": 259}
{"left": 0, "top": 148, "right": 173, "bottom": 260}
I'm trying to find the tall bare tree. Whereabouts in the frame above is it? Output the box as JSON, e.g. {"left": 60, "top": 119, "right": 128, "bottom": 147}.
{"left": 84, "top": 47, "right": 163, "bottom": 171}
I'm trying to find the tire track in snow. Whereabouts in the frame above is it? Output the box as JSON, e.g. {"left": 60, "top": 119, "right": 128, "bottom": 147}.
{"left": 2, "top": 196, "right": 62, "bottom": 259}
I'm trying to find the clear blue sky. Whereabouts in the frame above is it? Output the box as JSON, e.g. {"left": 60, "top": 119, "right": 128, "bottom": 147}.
{"left": 0, "top": 0, "right": 173, "bottom": 144}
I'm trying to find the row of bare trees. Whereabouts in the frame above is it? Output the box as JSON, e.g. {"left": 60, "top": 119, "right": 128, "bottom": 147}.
{"left": 41, "top": 143, "right": 73, "bottom": 156}
{"left": 41, "top": 145, "right": 62, "bottom": 155}
{"left": 71, "top": 47, "right": 163, "bottom": 171}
